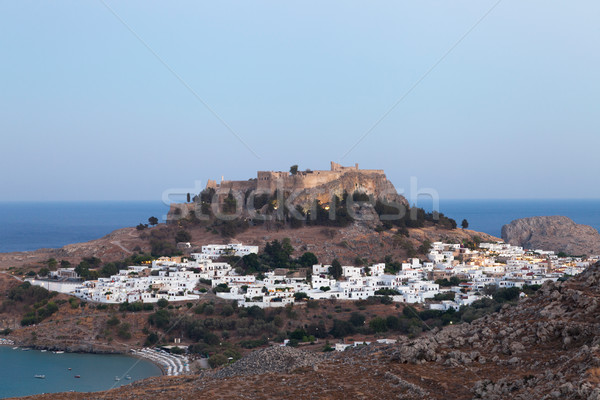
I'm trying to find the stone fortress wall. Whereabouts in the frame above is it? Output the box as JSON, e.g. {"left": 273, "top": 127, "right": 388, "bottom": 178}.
{"left": 168, "top": 162, "right": 403, "bottom": 222}
{"left": 208, "top": 162, "right": 385, "bottom": 194}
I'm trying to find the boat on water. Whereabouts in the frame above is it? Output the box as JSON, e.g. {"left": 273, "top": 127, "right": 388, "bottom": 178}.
{"left": 68, "top": 368, "right": 72, "bottom": 371}
{"left": 40, "top": 349, "right": 47, "bottom": 352}
{"left": 55, "top": 351, "right": 64, "bottom": 354}
{"left": 21, "top": 348, "right": 30, "bottom": 351}
{"left": 115, "top": 376, "right": 120, "bottom": 381}
{"left": 74, "top": 375, "right": 81, "bottom": 378}
{"left": 34, "top": 375, "right": 45, "bottom": 379}
{"left": 12, "top": 346, "right": 18, "bottom": 350}
{"left": 126, "top": 376, "right": 132, "bottom": 380}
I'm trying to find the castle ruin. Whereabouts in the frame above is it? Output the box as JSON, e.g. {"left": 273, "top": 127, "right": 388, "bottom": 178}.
{"left": 207, "top": 162, "right": 385, "bottom": 194}
{"left": 168, "top": 162, "right": 405, "bottom": 222}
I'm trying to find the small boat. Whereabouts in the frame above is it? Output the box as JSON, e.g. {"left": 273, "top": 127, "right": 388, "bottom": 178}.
{"left": 125, "top": 376, "right": 131, "bottom": 380}
{"left": 74, "top": 375, "right": 81, "bottom": 379}
{"left": 40, "top": 350, "right": 47, "bottom": 352}
{"left": 115, "top": 376, "right": 120, "bottom": 381}
{"left": 34, "top": 375, "right": 46, "bottom": 379}
{"left": 21, "top": 348, "right": 30, "bottom": 351}
{"left": 68, "top": 368, "right": 72, "bottom": 371}
{"left": 12, "top": 346, "right": 18, "bottom": 350}
{"left": 55, "top": 351, "right": 64, "bottom": 354}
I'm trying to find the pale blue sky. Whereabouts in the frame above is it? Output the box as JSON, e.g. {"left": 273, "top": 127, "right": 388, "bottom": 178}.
{"left": 1, "top": 1, "right": 599, "bottom": 201}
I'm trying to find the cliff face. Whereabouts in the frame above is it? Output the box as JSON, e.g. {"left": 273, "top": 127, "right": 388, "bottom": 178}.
{"left": 502, "top": 215, "right": 600, "bottom": 255}
{"left": 167, "top": 167, "right": 408, "bottom": 223}
{"left": 289, "top": 170, "right": 407, "bottom": 211}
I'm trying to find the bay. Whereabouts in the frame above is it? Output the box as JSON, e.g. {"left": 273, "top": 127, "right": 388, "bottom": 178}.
{"left": 0, "top": 346, "right": 161, "bottom": 398}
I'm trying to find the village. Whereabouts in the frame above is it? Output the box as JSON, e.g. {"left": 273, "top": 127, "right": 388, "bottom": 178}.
{"left": 28, "top": 241, "right": 594, "bottom": 313}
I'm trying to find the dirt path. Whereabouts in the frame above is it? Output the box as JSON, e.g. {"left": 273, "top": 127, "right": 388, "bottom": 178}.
{"left": 110, "top": 240, "right": 132, "bottom": 254}
{"left": 0, "top": 271, "right": 23, "bottom": 282}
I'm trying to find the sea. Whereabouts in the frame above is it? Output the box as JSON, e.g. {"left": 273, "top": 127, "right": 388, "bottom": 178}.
{"left": 418, "top": 198, "right": 600, "bottom": 238}
{"left": 0, "top": 346, "right": 162, "bottom": 398}
{"left": 0, "top": 201, "right": 170, "bottom": 253}
{"left": 0, "top": 200, "right": 599, "bottom": 253}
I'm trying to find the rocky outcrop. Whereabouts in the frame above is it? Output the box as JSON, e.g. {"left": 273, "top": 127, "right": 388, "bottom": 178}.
{"left": 208, "top": 346, "right": 329, "bottom": 379}
{"left": 384, "top": 261, "right": 600, "bottom": 399}
{"left": 167, "top": 163, "right": 408, "bottom": 223}
{"left": 502, "top": 215, "right": 600, "bottom": 255}
{"left": 289, "top": 170, "right": 407, "bottom": 211}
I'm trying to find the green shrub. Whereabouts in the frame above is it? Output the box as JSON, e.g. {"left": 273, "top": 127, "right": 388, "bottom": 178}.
{"left": 208, "top": 354, "right": 228, "bottom": 368}
{"left": 157, "top": 299, "right": 169, "bottom": 308}
{"left": 117, "top": 323, "right": 132, "bottom": 340}
{"left": 145, "top": 332, "right": 159, "bottom": 346}
{"left": 369, "top": 317, "right": 387, "bottom": 333}
{"left": 148, "top": 309, "right": 170, "bottom": 330}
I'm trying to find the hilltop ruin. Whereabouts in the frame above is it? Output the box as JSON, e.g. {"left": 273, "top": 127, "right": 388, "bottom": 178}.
{"left": 168, "top": 162, "right": 407, "bottom": 222}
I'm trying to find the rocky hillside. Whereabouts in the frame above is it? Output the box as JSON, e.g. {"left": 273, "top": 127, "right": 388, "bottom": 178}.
{"left": 167, "top": 170, "right": 407, "bottom": 223}
{"left": 502, "top": 216, "right": 600, "bottom": 255}
{"left": 18, "top": 263, "right": 600, "bottom": 400}
{"left": 0, "top": 221, "right": 497, "bottom": 272}
{"left": 0, "top": 227, "right": 145, "bottom": 271}
{"left": 290, "top": 170, "right": 407, "bottom": 210}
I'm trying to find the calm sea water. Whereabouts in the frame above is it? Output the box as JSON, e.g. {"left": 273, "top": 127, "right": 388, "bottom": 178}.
{"left": 0, "top": 200, "right": 598, "bottom": 253}
{"left": 0, "top": 346, "right": 161, "bottom": 398}
{"left": 419, "top": 199, "right": 600, "bottom": 238}
{"left": 0, "top": 201, "right": 169, "bottom": 253}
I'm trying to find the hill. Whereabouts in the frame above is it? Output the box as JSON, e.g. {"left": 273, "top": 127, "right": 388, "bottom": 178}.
{"left": 0, "top": 221, "right": 497, "bottom": 274}
{"left": 14, "top": 261, "right": 600, "bottom": 399}
{"left": 502, "top": 215, "right": 600, "bottom": 256}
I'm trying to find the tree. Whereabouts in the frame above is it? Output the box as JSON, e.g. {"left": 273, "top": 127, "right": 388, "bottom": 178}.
{"left": 418, "top": 239, "right": 432, "bottom": 255}
{"left": 290, "top": 165, "right": 299, "bottom": 175}
{"left": 329, "top": 259, "right": 343, "bottom": 280}
{"left": 148, "top": 216, "right": 159, "bottom": 226}
{"left": 349, "top": 312, "right": 366, "bottom": 327}
{"left": 281, "top": 238, "right": 294, "bottom": 257}
{"left": 461, "top": 219, "right": 469, "bottom": 229}
{"left": 145, "top": 332, "right": 159, "bottom": 346}
{"left": 294, "top": 292, "right": 308, "bottom": 301}
{"left": 493, "top": 287, "right": 520, "bottom": 303}
{"left": 148, "top": 309, "right": 170, "bottom": 329}
{"left": 264, "top": 239, "right": 291, "bottom": 268}
{"left": 241, "top": 253, "right": 261, "bottom": 273}
{"left": 75, "top": 261, "right": 90, "bottom": 280}
{"left": 330, "top": 319, "right": 355, "bottom": 338}
{"left": 175, "top": 230, "right": 192, "bottom": 243}
{"left": 298, "top": 252, "right": 318, "bottom": 267}
{"left": 100, "top": 263, "right": 119, "bottom": 278}
{"left": 369, "top": 317, "right": 388, "bottom": 333}
{"left": 208, "top": 354, "right": 228, "bottom": 368}
{"left": 157, "top": 298, "right": 169, "bottom": 308}
{"left": 222, "top": 191, "right": 237, "bottom": 214}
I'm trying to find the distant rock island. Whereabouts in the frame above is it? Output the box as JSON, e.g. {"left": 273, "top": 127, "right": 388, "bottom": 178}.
{"left": 502, "top": 215, "right": 600, "bottom": 255}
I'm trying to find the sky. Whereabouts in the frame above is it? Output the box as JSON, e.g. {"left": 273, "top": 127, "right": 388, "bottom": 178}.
{"left": 1, "top": 1, "right": 599, "bottom": 202}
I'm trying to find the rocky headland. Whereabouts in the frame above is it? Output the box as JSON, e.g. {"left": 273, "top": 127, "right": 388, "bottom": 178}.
{"left": 502, "top": 216, "right": 600, "bottom": 256}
